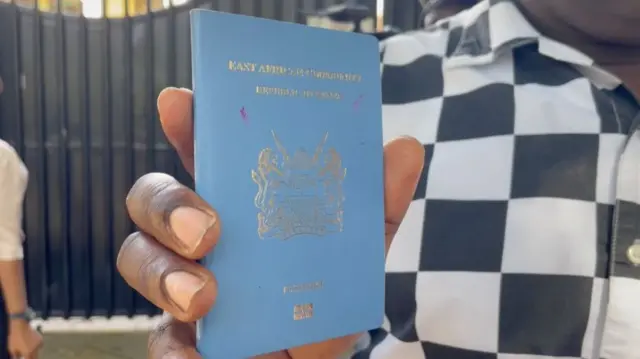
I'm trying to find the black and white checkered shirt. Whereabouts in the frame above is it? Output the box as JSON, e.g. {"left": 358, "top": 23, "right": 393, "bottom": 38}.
{"left": 353, "top": 1, "right": 640, "bottom": 358}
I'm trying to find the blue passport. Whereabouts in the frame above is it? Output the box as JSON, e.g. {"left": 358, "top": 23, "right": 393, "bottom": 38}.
{"left": 191, "top": 9, "right": 384, "bottom": 358}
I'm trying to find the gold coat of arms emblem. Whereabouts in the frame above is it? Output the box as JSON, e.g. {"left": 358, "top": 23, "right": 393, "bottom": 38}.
{"left": 251, "top": 131, "right": 347, "bottom": 240}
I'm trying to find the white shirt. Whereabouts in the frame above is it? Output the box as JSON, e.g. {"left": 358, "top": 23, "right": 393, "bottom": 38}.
{"left": 0, "top": 140, "right": 28, "bottom": 261}
{"left": 353, "top": 1, "right": 640, "bottom": 359}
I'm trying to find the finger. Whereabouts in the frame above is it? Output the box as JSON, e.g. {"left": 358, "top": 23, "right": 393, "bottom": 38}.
{"left": 287, "top": 333, "right": 361, "bottom": 359}
{"left": 382, "top": 136, "right": 425, "bottom": 251}
{"left": 148, "top": 313, "right": 201, "bottom": 359}
{"left": 117, "top": 232, "right": 217, "bottom": 322}
{"left": 147, "top": 314, "right": 292, "bottom": 359}
{"left": 126, "top": 172, "right": 219, "bottom": 259}
{"left": 157, "top": 87, "right": 194, "bottom": 175}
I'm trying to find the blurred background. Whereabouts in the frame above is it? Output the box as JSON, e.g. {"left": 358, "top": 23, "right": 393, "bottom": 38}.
{"left": 0, "top": 0, "right": 426, "bottom": 357}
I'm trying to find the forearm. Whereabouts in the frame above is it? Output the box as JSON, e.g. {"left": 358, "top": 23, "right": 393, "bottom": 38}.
{"left": 0, "top": 144, "right": 29, "bottom": 315}
{"left": 0, "top": 260, "right": 28, "bottom": 314}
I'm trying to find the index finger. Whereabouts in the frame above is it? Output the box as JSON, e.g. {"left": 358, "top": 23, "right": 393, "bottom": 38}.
{"left": 158, "top": 87, "right": 194, "bottom": 175}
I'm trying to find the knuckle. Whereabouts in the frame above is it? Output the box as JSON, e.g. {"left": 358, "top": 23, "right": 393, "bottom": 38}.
{"left": 127, "top": 172, "right": 179, "bottom": 210}
{"left": 126, "top": 172, "right": 200, "bottom": 236}
{"left": 116, "top": 232, "right": 144, "bottom": 273}
{"left": 117, "top": 232, "right": 171, "bottom": 290}
{"left": 135, "top": 246, "right": 172, "bottom": 292}
{"left": 116, "top": 232, "right": 168, "bottom": 297}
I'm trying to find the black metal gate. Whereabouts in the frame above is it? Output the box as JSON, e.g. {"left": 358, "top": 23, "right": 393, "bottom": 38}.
{"left": 383, "top": 0, "right": 422, "bottom": 31}
{"left": 0, "top": 0, "right": 386, "bottom": 319}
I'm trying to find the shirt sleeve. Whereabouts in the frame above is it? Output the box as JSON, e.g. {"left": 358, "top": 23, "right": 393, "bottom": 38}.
{"left": 0, "top": 144, "right": 27, "bottom": 261}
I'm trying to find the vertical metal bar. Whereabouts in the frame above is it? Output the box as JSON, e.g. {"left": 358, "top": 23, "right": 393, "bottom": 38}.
{"left": 101, "top": 0, "right": 115, "bottom": 317}
{"left": 414, "top": 0, "right": 422, "bottom": 30}
{"left": 170, "top": 0, "right": 190, "bottom": 189}
{"left": 295, "top": 0, "right": 305, "bottom": 24}
{"left": 253, "top": 0, "right": 261, "bottom": 17}
{"left": 55, "top": 0, "right": 71, "bottom": 318}
{"left": 123, "top": 0, "right": 133, "bottom": 222}
{"left": 145, "top": 2, "right": 155, "bottom": 163}
{"left": 166, "top": 0, "right": 180, "bottom": 184}
{"left": 124, "top": 0, "right": 136, "bottom": 316}
{"left": 274, "top": 0, "right": 283, "bottom": 22}
{"left": 10, "top": 0, "right": 24, "bottom": 156}
{"left": 406, "top": 0, "right": 417, "bottom": 30}
{"left": 33, "top": 0, "right": 51, "bottom": 318}
{"left": 375, "top": 0, "right": 380, "bottom": 31}
{"left": 185, "top": 0, "right": 192, "bottom": 184}
{"left": 145, "top": 0, "right": 155, "bottom": 176}
{"left": 126, "top": 0, "right": 157, "bottom": 316}
{"left": 383, "top": 0, "right": 391, "bottom": 27}
{"left": 186, "top": 0, "right": 192, "bottom": 87}
{"left": 80, "top": 0, "right": 94, "bottom": 318}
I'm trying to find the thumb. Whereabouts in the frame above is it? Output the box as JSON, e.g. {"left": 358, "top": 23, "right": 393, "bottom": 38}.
{"left": 157, "top": 87, "right": 194, "bottom": 176}
{"left": 383, "top": 137, "right": 425, "bottom": 253}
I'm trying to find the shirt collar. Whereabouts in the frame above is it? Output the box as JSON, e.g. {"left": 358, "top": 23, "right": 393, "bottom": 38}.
{"left": 439, "top": 0, "right": 596, "bottom": 69}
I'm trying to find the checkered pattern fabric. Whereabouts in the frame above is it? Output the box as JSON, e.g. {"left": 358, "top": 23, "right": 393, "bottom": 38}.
{"left": 352, "top": 1, "right": 640, "bottom": 359}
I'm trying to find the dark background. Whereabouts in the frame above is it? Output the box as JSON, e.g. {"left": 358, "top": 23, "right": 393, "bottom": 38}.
{"left": 0, "top": 0, "right": 422, "bottom": 319}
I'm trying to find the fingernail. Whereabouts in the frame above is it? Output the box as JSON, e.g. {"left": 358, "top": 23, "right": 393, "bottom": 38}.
{"left": 164, "top": 271, "right": 206, "bottom": 312}
{"left": 169, "top": 207, "right": 215, "bottom": 250}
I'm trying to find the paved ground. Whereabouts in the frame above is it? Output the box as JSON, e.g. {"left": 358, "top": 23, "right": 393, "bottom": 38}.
{"left": 39, "top": 333, "right": 358, "bottom": 358}
{"left": 41, "top": 333, "right": 148, "bottom": 359}
{"left": 39, "top": 331, "right": 359, "bottom": 358}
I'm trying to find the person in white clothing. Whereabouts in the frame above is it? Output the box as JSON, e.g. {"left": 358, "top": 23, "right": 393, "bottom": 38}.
{"left": 0, "top": 139, "right": 42, "bottom": 359}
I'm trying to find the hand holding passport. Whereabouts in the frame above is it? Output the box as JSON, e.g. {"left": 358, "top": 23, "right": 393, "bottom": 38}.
{"left": 117, "top": 10, "right": 424, "bottom": 359}
{"left": 120, "top": 87, "right": 422, "bottom": 359}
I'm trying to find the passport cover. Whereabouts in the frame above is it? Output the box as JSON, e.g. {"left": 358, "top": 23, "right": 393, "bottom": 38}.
{"left": 191, "top": 9, "right": 384, "bottom": 358}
